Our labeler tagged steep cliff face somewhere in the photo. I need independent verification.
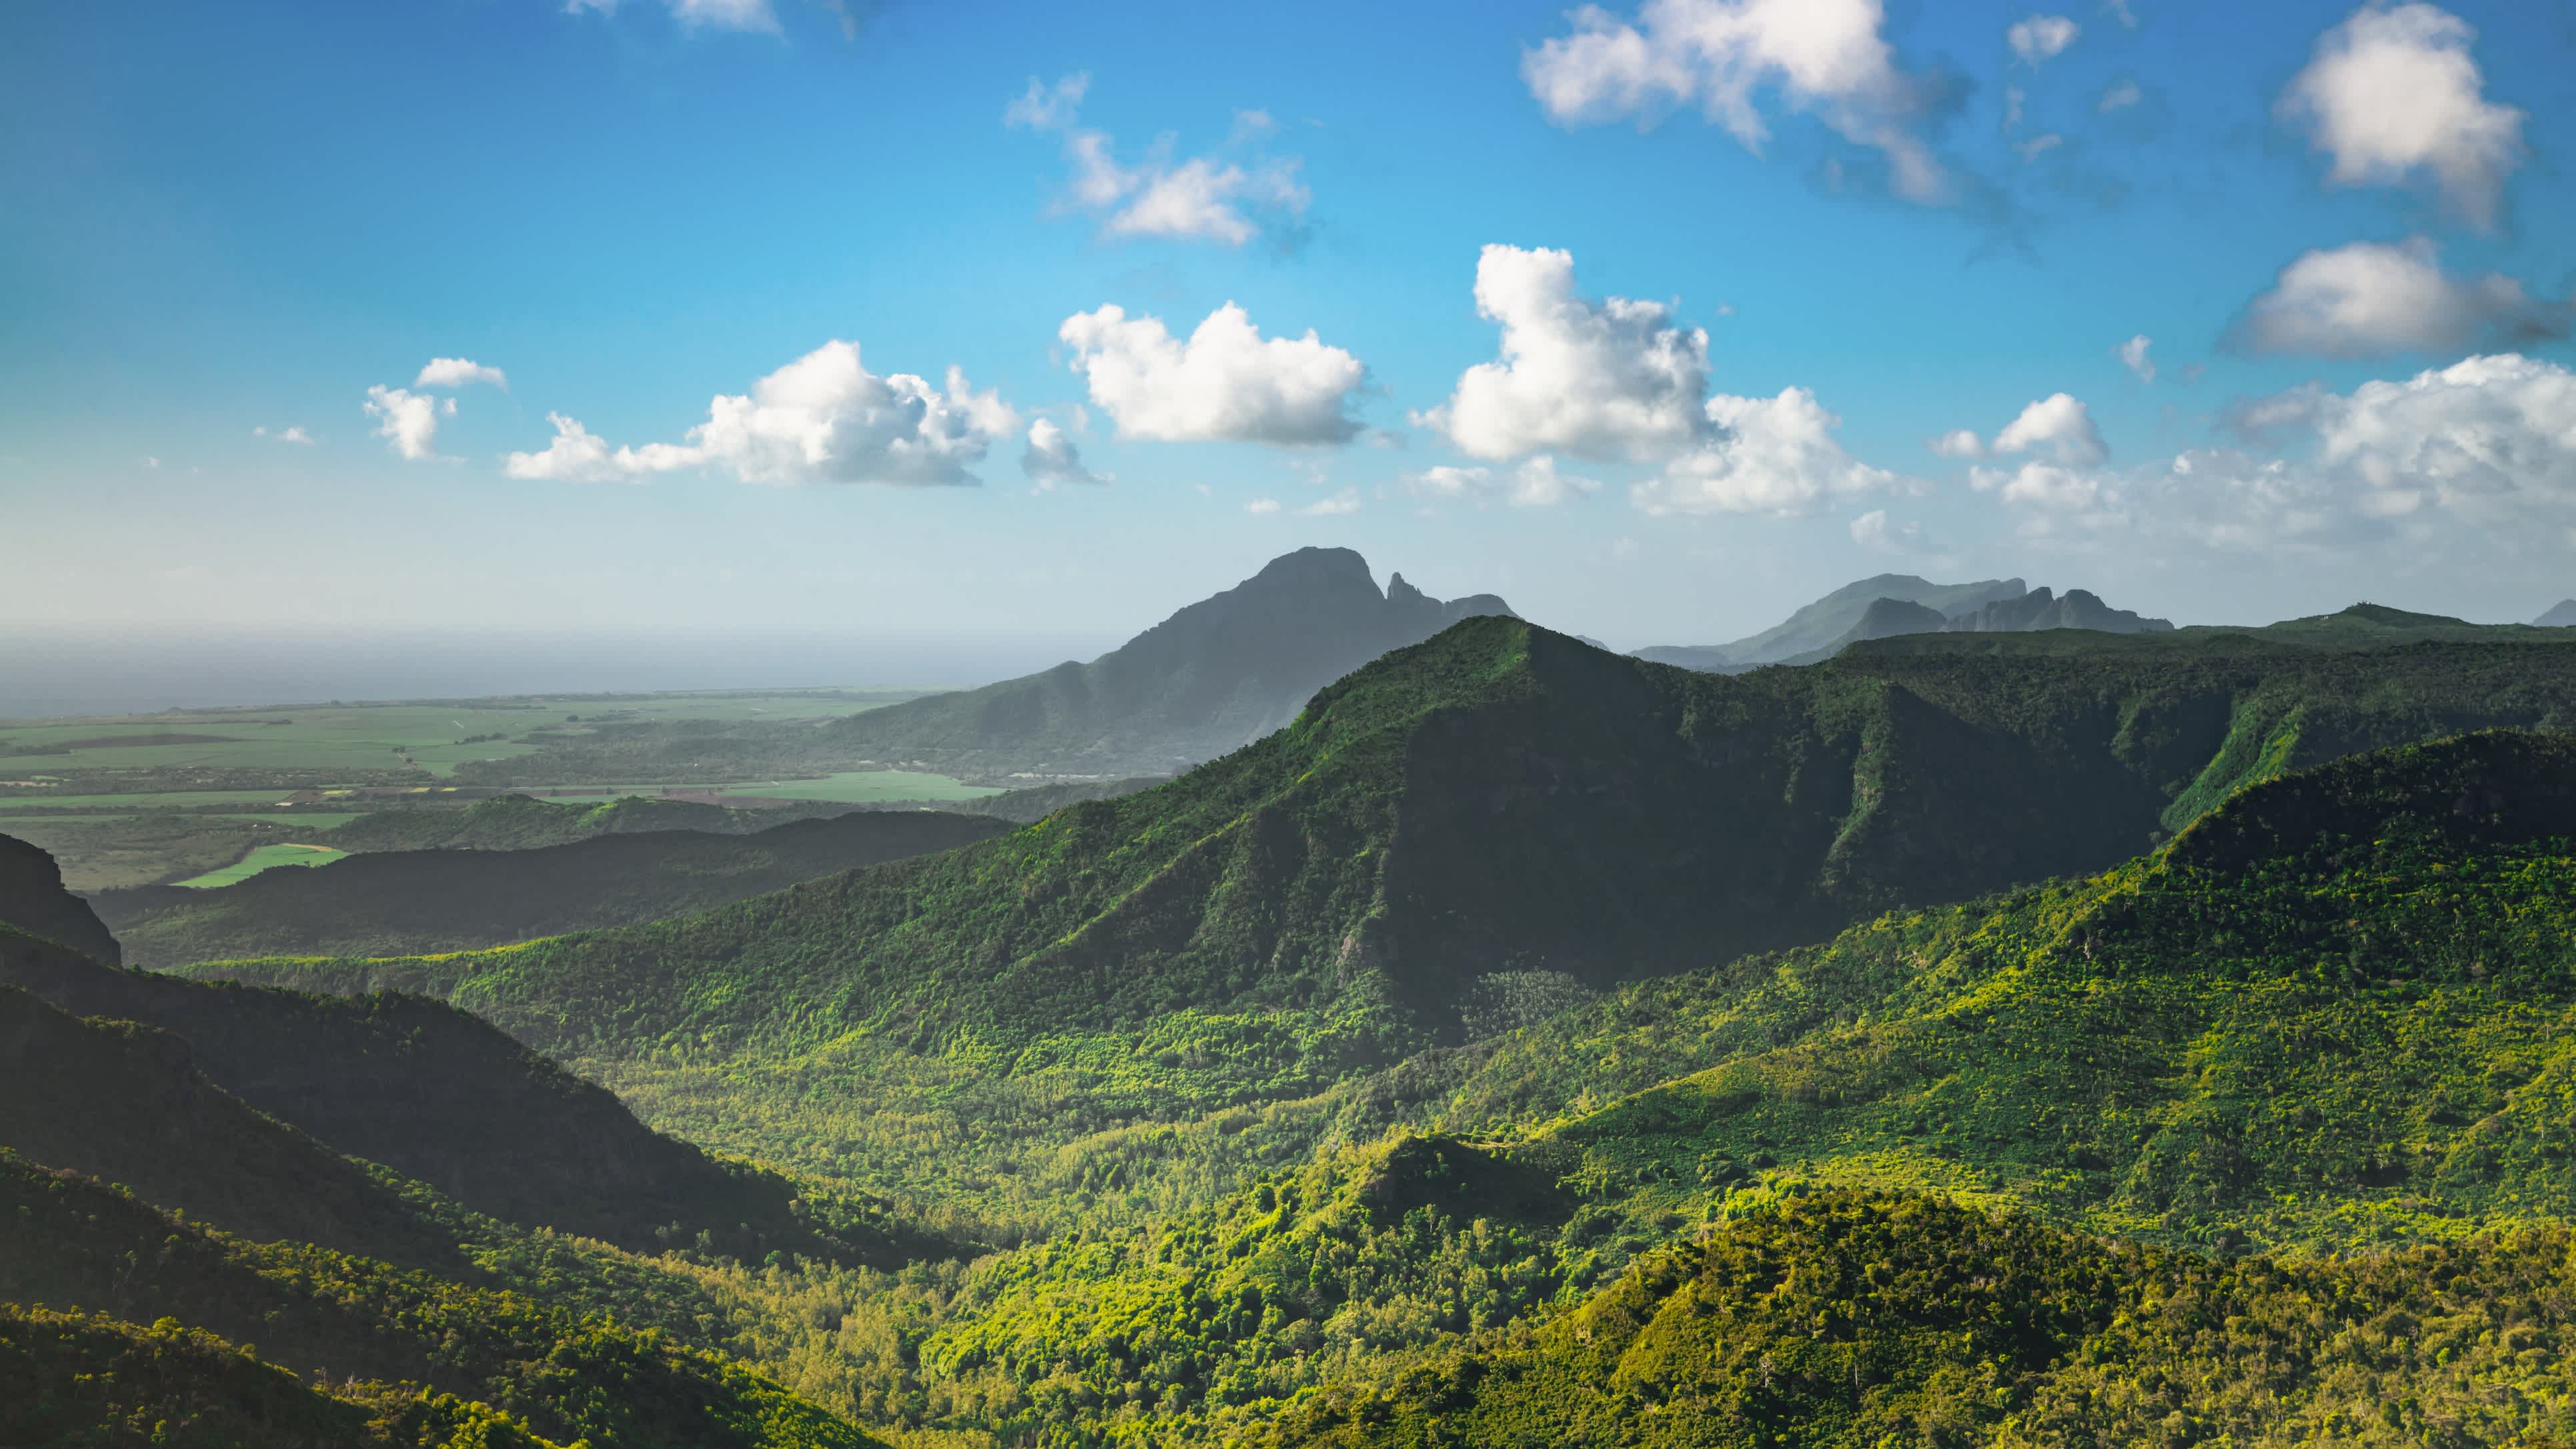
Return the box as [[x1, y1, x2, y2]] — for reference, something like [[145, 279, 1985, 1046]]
[[0, 833, 119, 964]]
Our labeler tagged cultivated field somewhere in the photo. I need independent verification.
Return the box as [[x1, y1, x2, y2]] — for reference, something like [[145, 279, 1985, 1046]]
[[0, 686, 992, 888]]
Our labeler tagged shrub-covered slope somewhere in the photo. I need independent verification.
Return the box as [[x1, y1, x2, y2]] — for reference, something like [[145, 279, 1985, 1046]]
[[0, 927, 921, 1266], [0, 1306, 562, 1449], [0, 985, 472, 1272], [1265, 1189, 2576, 1449], [0, 829, 119, 962], [0, 1156, 879, 1449], [798, 731, 2576, 1443], [1423, 729, 2576, 1250], [93, 809, 1009, 967], [205, 620, 2576, 1080]]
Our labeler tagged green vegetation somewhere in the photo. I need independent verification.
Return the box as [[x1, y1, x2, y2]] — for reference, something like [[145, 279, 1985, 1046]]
[[174, 841, 348, 888], [0, 929, 930, 1268], [1, 1157, 881, 1449], [0, 688, 957, 886], [1267, 1189, 2576, 1448], [201, 620, 2576, 1107], [95, 811, 1011, 967], [317, 793, 866, 851], [29, 620, 2576, 1447], [0, 830, 121, 960], [0, 1305, 562, 1449]]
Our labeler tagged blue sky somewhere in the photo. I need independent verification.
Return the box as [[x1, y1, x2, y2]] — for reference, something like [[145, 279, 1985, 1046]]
[[5, 0, 2575, 666]]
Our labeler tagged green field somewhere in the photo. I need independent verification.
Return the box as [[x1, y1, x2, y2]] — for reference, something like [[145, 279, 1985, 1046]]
[[533, 771, 999, 805], [0, 688, 936, 781], [0, 687, 981, 887], [173, 842, 348, 888], [0, 789, 326, 811]]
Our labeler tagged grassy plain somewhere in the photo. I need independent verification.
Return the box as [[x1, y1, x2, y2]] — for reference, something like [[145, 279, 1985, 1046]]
[[0, 688, 979, 885], [176, 841, 350, 888]]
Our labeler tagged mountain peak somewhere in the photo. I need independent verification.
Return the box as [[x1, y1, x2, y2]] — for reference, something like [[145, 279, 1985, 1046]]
[[827, 550, 1515, 778], [2332, 601, 2473, 628], [1249, 545, 1377, 591]]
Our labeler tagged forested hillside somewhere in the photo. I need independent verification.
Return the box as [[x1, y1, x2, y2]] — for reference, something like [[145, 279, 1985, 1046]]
[[0, 829, 119, 962], [0, 925, 926, 1266], [22, 626, 2576, 1447], [654, 729, 2576, 1444], [92, 809, 1009, 966], [205, 621, 2576, 1077]]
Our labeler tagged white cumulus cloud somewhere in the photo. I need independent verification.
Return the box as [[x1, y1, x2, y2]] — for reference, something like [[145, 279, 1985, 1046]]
[[1633, 387, 1901, 515], [1850, 508, 1938, 555], [1417, 244, 1712, 462], [253, 425, 315, 444], [504, 413, 632, 483], [508, 342, 1015, 486], [1993, 392, 2108, 464], [1296, 488, 1361, 517], [1007, 73, 1307, 247], [2007, 14, 2080, 65], [2117, 334, 2156, 383], [1926, 428, 1986, 460], [1522, 0, 1952, 205], [364, 386, 454, 461], [2237, 237, 2571, 359], [1245, 497, 1282, 514], [2098, 78, 2142, 112], [2277, 2, 2525, 231], [1969, 354, 2576, 551], [568, 0, 780, 33], [2305, 353, 2576, 520], [1021, 418, 1105, 488], [414, 358, 508, 391], [1405, 456, 1602, 509], [1059, 302, 1366, 446]]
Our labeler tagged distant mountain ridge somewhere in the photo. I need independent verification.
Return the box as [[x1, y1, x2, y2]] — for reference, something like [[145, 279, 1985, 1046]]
[[1633, 573, 2026, 671], [816, 547, 1514, 780], [2537, 599, 2576, 628], [1636, 575, 2176, 673], [209, 620, 2576, 1084]]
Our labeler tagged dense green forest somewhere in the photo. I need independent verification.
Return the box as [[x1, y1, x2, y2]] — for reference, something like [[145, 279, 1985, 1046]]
[[18, 620, 2576, 1445], [191, 622, 2576, 1210]]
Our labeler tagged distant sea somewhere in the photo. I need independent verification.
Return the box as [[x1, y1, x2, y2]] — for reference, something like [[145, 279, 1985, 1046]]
[[0, 631, 1119, 719]]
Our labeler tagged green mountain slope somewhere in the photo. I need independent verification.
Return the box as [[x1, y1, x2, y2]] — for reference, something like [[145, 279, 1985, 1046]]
[[208, 622, 2576, 1067], [0, 929, 921, 1266], [1, 984, 469, 1271], [181, 622, 2576, 1253], [1264, 1189, 2576, 1449], [1, 1306, 561, 1449], [0, 829, 119, 962], [788, 729, 2576, 1444], [811, 547, 1515, 781], [1852, 600, 2576, 664], [93, 810, 1009, 967], [1, 1155, 878, 1449]]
